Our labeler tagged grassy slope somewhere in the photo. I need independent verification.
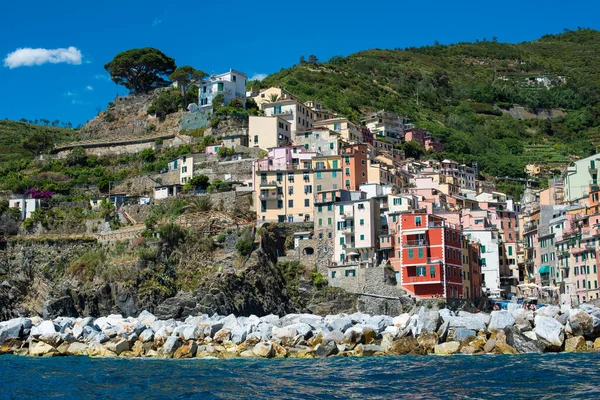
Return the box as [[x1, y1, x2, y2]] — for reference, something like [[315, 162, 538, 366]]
[[0, 120, 75, 166], [260, 29, 600, 180]]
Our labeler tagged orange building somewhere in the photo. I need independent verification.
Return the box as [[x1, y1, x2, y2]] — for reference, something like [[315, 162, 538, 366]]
[[387, 212, 463, 299], [341, 143, 368, 191]]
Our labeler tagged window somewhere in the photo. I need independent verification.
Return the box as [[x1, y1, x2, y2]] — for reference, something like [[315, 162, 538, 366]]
[[332, 171, 337, 178], [393, 198, 402, 205], [416, 266, 426, 276], [328, 232, 332, 238], [360, 234, 364, 240], [415, 216, 422, 226], [318, 219, 322, 226], [360, 219, 364, 226], [330, 143, 334, 150], [345, 168, 350, 176], [254, 135, 258, 144], [304, 185, 312, 194], [289, 187, 294, 195], [182, 166, 187, 173], [408, 249, 414, 258], [430, 265, 436, 277], [277, 200, 283, 209], [288, 199, 294, 207], [217, 82, 224, 92], [340, 237, 345, 245], [418, 248, 424, 258], [331, 271, 336, 278], [232, 75, 236, 82], [316, 172, 322, 179], [317, 185, 322, 192], [304, 199, 310, 207], [345, 269, 356, 277], [328, 217, 332, 225]]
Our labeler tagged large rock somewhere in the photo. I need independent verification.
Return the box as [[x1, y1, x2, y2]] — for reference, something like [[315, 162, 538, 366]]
[[414, 308, 440, 335], [205, 322, 224, 338], [594, 338, 600, 349], [212, 328, 231, 343], [488, 311, 516, 331], [253, 342, 275, 358], [180, 325, 202, 341], [388, 337, 418, 355], [315, 340, 338, 357], [39, 333, 64, 348], [272, 326, 297, 346], [568, 309, 594, 336], [565, 336, 586, 353], [31, 321, 58, 338], [393, 314, 411, 330], [536, 305, 560, 318], [136, 310, 156, 327], [139, 329, 154, 343], [417, 333, 439, 354], [73, 317, 94, 339], [355, 344, 383, 356], [323, 330, 344, 344], [173, 341, 198, 359], [288, 323, 313, 339], [504, 326, 545, 354], [447, 313, 486, 331], [494, 342, 519, 355], [327, 317, 353, 332], [105, 339, 130, 355], [434, 341, 460, 355], [158, 336, 182, 358], [343, 327, 364, 347], [66, 342, 89, 356], [534, 315, 564, 349], [0, 318, 29, 341], [449, 328, 476, 343], [29, 341, 58, 357]]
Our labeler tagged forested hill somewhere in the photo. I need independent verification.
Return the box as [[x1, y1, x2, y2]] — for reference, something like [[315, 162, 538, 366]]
[[259, 29, 600, 180]]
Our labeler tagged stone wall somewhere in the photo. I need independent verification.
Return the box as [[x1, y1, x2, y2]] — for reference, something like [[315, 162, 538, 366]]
[[195, 159, 254, 183], [54, 135, 191, 159], [329, 264, 406, 297], [180, 109, 212, 131]]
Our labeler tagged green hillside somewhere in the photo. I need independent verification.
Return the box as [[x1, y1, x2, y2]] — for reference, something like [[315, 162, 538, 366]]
[[259, 29, 600, 178], [0, 120, 75, 166]]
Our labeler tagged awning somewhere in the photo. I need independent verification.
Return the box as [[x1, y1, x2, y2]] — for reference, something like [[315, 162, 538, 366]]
[[538, 265, 550, 274], [346, 252, 359, 256], [402, 229, 426, 235]]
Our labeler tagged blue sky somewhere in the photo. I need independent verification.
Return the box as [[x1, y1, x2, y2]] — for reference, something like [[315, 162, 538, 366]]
[[1, 0, 598, 126]]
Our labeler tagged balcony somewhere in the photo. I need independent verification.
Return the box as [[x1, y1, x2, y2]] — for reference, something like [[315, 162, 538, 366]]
[[428, 222, 444, 228], [341, 243, 356, 250], [259, 180, 278, 187], [340, 212, 353, 219], [259, 192, 279, 200], [404, 276, 442, 284], [380, 241, 393, 250], [342, 227, 355, 235], [589, 166, 598, 174], [403, 239, 428, 247]]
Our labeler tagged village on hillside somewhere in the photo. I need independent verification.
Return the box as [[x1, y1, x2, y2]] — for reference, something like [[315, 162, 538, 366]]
[[7, 68, 600, 308]]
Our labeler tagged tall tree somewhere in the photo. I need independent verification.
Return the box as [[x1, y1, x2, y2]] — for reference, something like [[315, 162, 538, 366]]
[[104, 48, 177, 94], [169, 66, 207, 109]]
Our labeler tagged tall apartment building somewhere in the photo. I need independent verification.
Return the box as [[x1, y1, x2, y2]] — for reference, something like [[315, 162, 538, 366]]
[[293, 128, 341, 156], [386, 212, 464, 299], [361, 110, 408, 144], [331, 197, 381, 268], [248, 115, 291, 150]]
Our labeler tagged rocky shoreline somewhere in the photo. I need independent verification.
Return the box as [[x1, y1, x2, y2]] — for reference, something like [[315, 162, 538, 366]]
[[1, 304, 600, 359]]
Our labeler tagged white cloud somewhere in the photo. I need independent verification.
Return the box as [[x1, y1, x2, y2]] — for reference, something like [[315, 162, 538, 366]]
[[86, 85, 93, 91], [65, 91, 77, 97], [152, 18, 162, 27], [94, 74, 110, 81], [4, 46, 83, 69], [249, 73, 267, 81]]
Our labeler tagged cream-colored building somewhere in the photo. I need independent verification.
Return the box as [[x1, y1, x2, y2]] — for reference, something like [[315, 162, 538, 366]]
[[252, 87, 294, 108], [293, 128, 341, 156], [314, 117, 362, 143], [249, 115, 291, 150], [262, 98, 315, 134]]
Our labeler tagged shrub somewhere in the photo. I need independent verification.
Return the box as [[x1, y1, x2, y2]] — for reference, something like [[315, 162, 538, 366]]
[[147, 89, 180, 121], [310, 267, 327, 288], [437, 299, 447, 309], [68, 250, 106, 281], [285, 235, 295, 250], [236, 228, 255, 257]]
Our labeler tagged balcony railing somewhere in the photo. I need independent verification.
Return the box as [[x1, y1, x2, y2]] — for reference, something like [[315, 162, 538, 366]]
[[259, 180, 278, 187], [403, 240, 428, 247], [259, 193, 279, 200], [342, 227, 355, 235]]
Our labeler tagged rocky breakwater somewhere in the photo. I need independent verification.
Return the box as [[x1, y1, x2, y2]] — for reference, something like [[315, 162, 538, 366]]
[[2, 304, 600, 359]]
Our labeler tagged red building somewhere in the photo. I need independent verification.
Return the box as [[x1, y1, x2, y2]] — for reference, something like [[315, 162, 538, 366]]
[[387, 211, 463, 299], [361, 128, 374, 145]]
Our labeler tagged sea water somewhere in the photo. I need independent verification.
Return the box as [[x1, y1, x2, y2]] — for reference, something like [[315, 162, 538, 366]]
[[1, 353, 599, 399]]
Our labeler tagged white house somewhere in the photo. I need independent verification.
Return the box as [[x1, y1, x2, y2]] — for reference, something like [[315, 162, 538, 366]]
[[9, 198, 40, 220], [199, 69, 247, 108], [332, 198, 380, 267], [464, 229, 501, 297]]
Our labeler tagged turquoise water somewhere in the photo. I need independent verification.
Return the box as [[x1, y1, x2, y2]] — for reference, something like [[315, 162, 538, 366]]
[[1, 353, 599, 399]]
